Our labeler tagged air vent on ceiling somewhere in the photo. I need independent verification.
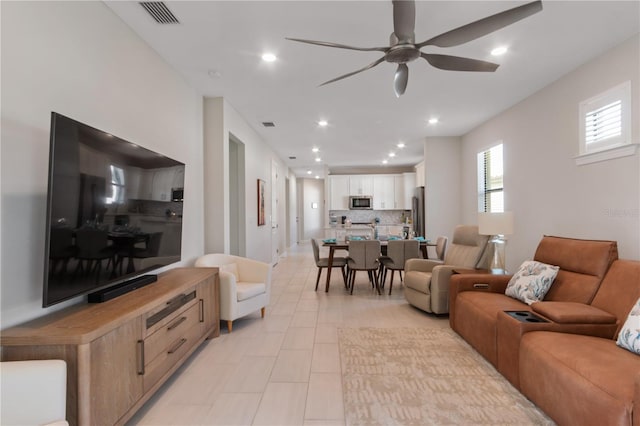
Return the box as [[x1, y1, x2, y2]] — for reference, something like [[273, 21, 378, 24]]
[[139, 2, 180, 24], [288, 156, 297, 160], [262, 122, 275, 127]]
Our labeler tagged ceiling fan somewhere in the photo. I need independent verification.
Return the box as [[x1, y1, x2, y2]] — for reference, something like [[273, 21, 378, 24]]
[[287, 0, 543, 97]]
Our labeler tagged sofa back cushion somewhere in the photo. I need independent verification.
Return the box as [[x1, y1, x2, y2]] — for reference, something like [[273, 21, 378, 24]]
[[533, 236, 617, 303], [591, 259, 640, 338]]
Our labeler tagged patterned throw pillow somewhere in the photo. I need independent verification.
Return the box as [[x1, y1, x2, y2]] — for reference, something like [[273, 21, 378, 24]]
[[505, 260, 560, 305], [617, 297, 640, 355]]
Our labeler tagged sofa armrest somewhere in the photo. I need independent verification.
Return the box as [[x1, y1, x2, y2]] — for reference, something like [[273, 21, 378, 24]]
[[217, 271, 238, 320], [531, 301, 617, 324], [405, 258, 442, 273], [449, 274, 512, 327]]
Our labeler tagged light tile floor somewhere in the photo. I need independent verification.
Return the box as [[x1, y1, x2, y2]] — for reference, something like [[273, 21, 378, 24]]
[[127, 242, 448, 426]]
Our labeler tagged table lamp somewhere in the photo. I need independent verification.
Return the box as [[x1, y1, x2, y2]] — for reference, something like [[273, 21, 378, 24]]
[[478, 211, 514, 274]]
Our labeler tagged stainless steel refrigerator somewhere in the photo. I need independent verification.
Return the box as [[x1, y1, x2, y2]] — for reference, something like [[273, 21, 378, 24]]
[[412, 186, 425, 238]]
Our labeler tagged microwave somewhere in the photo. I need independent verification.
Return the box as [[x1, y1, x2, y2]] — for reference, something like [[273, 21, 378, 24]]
[[349, 196, 373, 210], [171, 188, 184, 202]]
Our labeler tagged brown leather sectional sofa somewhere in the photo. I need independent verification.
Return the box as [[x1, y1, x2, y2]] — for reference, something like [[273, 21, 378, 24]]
[[449, 235, 640, 426]]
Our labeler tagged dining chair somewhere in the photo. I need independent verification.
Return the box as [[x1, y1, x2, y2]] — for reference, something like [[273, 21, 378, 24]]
[[311, 239, 348, 291], [380, 239, 420, 295], [346, 240, 381, 295], [73, 228, 116, 277]]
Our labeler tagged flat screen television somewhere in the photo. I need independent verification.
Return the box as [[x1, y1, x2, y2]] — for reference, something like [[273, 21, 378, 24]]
[[43, 112, 185, 307]]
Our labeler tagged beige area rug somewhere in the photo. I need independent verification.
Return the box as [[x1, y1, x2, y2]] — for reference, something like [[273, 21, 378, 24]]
[[338, 327, 554, 426]]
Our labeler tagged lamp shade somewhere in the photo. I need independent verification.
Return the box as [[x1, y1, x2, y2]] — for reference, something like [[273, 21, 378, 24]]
[[478, 212, 514, 236]]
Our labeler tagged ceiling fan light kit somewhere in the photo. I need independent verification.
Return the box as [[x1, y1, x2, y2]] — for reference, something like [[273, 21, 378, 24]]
[[287, 0, 543, 96]]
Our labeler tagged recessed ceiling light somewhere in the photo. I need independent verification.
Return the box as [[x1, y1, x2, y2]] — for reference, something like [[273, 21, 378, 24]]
[[312, 147, 319, 153], [397, 142, 405, 148], [491, 46, 508, 56], [315, 157, 321, 162], [307, 170, 312, 174], [315, 175, 320, 179], [428, 117, 439, 125], [382, 159, 388, 164], [388, 152, 396, 158], [261, 52, 277, 62], [318, 120, 328, 127]]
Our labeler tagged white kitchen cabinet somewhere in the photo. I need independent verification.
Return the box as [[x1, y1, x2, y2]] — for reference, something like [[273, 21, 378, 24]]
[[328, 175, 350, 210], [373, 175, 395, 210], [137, 166, 184, 201], [349, 175, 373, 196], [402, 172, 416, 210], [394, 175, 404, 209]]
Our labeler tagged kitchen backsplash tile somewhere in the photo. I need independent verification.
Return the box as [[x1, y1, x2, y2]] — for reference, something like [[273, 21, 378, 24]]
[[330, 209, 410, 225]]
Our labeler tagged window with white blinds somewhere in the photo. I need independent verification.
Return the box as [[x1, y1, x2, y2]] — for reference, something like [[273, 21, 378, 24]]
[[477, 143, 504, 213], [579, 81, 631, 156]]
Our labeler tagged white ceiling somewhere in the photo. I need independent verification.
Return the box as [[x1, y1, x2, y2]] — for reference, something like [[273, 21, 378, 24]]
[[106, 1, 640, 177]]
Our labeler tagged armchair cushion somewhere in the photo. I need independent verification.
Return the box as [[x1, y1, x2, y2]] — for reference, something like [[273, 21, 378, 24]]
[[505, 260, 560, 305], [617, 297, 640, 355], [237, 282, 267, 302]]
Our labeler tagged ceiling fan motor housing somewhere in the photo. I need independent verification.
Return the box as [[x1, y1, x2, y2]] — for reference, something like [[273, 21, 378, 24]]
[[385, 44, 420, 63]]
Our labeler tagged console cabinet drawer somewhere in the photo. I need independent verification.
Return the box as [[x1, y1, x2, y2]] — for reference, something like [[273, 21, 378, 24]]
[[144, 301, 201, 369]]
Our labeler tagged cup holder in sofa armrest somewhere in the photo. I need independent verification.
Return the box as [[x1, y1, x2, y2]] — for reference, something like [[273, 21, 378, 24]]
[[504, 311, 550, 323]]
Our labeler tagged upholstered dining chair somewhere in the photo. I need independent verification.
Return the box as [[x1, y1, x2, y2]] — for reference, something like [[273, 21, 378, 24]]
[[311, 239, 348, 291], [379, 239, 420, 295], [195, 253, 272, 333], [346, 240, 382, 295], [404, 225, 489, 314]]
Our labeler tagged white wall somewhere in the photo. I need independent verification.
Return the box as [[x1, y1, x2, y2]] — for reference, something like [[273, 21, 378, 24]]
[[203, 98, 293, 263], [461, 35, 640, 270], [0, 2, 204, 328], [424, 137, 462, 242]]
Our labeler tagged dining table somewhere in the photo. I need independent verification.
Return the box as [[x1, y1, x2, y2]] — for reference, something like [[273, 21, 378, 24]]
[[321, 239, 436, 292]]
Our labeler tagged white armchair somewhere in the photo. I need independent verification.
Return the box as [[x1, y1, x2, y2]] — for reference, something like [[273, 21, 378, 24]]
[[0, 359, 68, 426], [195, 254, 272, 333]]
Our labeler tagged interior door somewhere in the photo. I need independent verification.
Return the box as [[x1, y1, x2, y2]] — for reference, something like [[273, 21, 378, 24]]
[[271, 160, 279, 265]]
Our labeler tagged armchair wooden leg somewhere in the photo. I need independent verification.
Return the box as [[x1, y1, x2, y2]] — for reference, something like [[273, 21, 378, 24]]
[[261, 307, 266, 318], [227, 320, 233, 333]]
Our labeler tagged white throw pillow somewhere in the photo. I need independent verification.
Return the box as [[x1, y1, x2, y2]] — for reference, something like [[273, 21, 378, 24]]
[[616, 297, 640, 355], [218, 263, 239, 281], [505, 260, 560, 305]]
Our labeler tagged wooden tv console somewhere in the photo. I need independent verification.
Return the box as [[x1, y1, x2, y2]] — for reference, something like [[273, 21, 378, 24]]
[[0, 267, 220, 426]]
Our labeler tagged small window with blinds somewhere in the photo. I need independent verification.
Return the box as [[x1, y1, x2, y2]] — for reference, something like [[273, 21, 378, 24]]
[[579, 81, 631, 158], [477, 143, 504, 213]]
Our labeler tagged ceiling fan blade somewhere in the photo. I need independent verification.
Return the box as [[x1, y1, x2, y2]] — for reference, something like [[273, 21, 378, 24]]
[[392, 0, 416, 43], [319, 56, 387, 87], [286, 38, 387, 52], [394, 63, 409, 97], [416, 0, 543, 48], [421, 53, 499, 72]]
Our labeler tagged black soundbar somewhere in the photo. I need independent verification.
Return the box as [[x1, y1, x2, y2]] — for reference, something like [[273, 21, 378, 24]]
[[88, 274, 158, 303]]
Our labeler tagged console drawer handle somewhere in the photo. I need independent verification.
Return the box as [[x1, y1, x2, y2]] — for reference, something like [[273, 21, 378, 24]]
[[473, 283, 490, 289], [137, 340, 145, 375], [167, 316, 187, 331], [168, 338, 187, 354]]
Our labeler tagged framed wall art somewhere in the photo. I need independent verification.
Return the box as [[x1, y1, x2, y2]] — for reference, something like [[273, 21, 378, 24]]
[[257, 179, 266, 226]]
